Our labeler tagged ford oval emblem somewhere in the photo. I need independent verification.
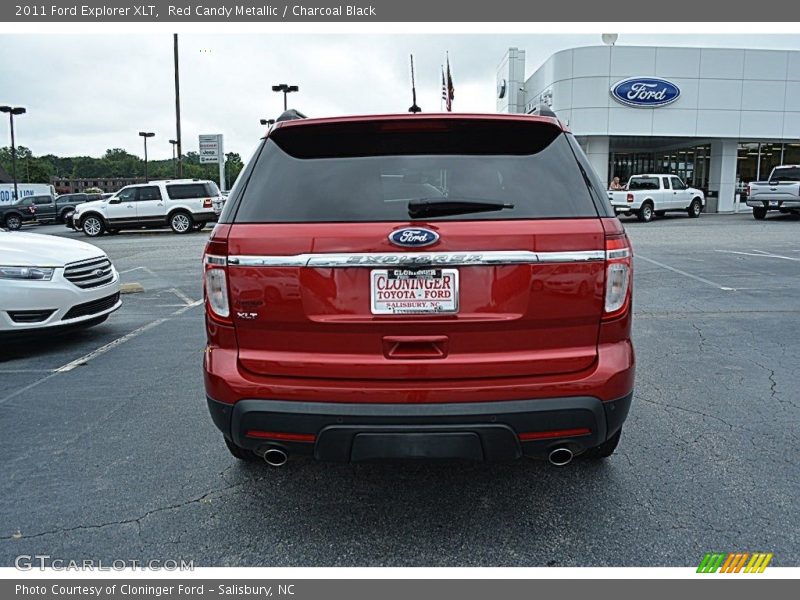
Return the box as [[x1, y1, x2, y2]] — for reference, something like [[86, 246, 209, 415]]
[[610, 77, 680, 108], [388, 227, 439, 248]]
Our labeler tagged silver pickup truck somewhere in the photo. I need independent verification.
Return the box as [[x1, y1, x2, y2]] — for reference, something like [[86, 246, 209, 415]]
[[745, 165, 800, 220]]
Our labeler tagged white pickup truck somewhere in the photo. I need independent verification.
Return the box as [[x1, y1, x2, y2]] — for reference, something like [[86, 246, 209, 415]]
[[608, 174, 705, 223], [745, 165, 800, 220]]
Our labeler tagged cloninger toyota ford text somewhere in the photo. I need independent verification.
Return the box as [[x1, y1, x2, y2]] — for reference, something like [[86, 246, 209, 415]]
[[203, 111, 635, 467]]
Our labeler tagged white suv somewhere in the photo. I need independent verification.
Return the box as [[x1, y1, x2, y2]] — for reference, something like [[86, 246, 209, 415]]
[[69, 179, 221, 237]]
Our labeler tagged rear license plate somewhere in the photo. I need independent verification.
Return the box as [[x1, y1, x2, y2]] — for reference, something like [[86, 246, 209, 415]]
[[370, 268, 459, 315], [769, 201, 779, 207]]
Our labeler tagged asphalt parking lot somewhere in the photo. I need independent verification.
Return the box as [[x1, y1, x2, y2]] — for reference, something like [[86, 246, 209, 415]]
[[1, 213, 798, 567]]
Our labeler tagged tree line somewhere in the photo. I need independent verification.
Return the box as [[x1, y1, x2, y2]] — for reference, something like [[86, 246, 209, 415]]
[[0, 146, 245, 190]]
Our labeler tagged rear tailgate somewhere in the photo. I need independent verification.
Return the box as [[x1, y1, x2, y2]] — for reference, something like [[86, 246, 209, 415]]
[[221, 115, 610, 383], [228, 219, 605, 381]]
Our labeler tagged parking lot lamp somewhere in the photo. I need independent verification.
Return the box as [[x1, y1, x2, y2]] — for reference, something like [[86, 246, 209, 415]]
[[169, 139, 178, 177], [271, 84, 299, 111], [138, 131, 155, 182], [0, 105, 27, 202]]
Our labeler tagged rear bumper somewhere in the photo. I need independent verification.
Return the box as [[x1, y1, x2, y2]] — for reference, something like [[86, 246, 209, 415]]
[[746, 199, 800, 209], [207, 393, 633, 461]]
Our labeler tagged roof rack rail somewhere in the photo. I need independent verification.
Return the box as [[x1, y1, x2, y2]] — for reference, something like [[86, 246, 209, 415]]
[[528, 103, 558, 118], [276, 109, 307, 122]]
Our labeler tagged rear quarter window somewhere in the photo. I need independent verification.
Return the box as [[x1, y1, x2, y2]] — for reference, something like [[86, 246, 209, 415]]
[[231, 119, 601, 223], [166, 183, 218, 200]]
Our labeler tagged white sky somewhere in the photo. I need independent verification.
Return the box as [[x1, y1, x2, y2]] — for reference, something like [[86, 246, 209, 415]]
[[1, 33, 800, 160]]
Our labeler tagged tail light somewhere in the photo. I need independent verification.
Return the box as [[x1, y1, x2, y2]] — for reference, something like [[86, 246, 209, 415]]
[[203, 197, 213, 209], [204, 238, 231, 323], [746, 185, 751, 196], [603, 234, 632, 319], [626, 193, 634, 203]]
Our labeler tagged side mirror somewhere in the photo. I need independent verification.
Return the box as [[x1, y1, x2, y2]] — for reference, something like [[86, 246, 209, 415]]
[[108, 197, 121, 204]]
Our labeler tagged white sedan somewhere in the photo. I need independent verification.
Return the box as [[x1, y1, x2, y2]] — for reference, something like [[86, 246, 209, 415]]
[[0, 230, 121, 336]]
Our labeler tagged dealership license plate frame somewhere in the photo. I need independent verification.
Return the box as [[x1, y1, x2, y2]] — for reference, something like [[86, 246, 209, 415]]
[[370, 268, 459, 315]]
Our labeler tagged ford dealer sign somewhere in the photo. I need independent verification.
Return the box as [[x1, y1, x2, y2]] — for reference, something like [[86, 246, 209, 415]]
[[610, 77, 681, 108]]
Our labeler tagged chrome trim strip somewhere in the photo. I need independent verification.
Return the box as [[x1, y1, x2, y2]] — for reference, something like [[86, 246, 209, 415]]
[[205, 254, 228, 266], [227, 250, 605, 268]]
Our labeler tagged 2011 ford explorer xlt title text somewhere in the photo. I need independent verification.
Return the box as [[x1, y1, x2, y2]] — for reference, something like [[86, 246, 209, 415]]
[[203, 111, 635, 467]]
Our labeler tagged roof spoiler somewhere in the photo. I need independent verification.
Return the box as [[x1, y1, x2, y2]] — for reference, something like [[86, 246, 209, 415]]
[[276, 109, 307, 122], [528, 103, 558, 118]]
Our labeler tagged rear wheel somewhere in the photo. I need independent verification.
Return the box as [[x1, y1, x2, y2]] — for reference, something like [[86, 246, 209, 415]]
[[169, 211, 193, 234], [687, 198, 702, 218], [753, 206, 767, 220], [4, 214, 22, 231], [582, 429, 622, 459], [637, 202, 654, 223], [81, 215, 105, 237], [224, 437, 259, 462]]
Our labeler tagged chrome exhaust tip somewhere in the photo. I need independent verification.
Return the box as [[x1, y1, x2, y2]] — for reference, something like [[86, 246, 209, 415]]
[[548, 447, 574, 467], [262, 447, 288, 467]]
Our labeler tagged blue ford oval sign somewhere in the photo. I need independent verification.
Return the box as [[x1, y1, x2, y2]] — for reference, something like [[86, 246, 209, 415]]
[[610, 77, 680, 108], [388, 228, 439, 248]]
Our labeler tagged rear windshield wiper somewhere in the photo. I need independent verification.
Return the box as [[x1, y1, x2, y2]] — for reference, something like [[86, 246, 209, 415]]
[[407, 197, 514, 219]]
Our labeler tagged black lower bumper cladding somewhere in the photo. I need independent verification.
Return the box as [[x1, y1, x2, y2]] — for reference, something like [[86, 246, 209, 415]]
[[207, 393, 633, 462]]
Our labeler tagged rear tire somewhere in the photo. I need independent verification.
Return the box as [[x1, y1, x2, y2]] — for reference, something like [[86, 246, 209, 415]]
[[4, 214, 22, 231], [169, 210, 193, 234], [81, 215, 105, 237], [687, 198, 702, 218], [637, 202, 654, 223], [582, 429, 622, 459], [753, 206, 767, 220], [224, 437, 259, 462]]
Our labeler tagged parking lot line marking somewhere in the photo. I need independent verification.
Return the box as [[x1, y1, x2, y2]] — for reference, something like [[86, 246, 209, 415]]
[[636, 255, 735, 291], [0, 300, 203, 407], [169, 287, 196, 306], [119, 266, 158, 275], [715, 249, 800, 262], [747, 249, 800, 262]]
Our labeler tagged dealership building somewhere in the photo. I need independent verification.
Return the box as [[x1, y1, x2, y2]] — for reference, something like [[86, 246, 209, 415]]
[[496, 45, 800, 212]]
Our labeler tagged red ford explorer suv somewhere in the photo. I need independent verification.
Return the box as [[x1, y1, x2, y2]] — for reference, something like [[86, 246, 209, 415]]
[[203, 110, 634, 467]]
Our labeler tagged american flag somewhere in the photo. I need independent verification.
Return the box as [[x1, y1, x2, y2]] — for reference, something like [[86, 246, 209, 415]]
[[441, 54, 454, 111]]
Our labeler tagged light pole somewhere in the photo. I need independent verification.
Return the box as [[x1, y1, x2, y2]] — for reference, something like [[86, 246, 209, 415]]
[[271, 84, 299, 111], [173, 33, 183, 177], [169, 139, 178, 177], [138, 131, 155, 182], [0, 105, 27, 202]]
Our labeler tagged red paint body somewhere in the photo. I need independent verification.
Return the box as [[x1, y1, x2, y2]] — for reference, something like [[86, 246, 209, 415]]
[[205, 218, 633, 404]]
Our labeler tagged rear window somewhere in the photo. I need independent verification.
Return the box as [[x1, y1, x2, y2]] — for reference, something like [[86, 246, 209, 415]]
[[628, 177, 659, 191], [166, 182, 219, 200], [771, 167, 800, 182], [232, 119, 599, 223]]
